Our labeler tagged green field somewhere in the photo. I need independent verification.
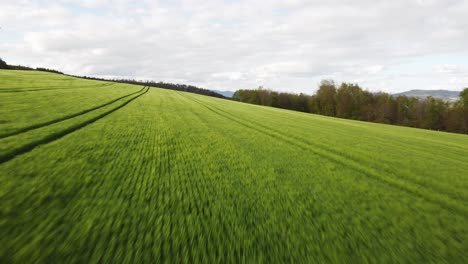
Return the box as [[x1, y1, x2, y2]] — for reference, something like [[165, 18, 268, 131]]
[[1, 70, 468, 263]]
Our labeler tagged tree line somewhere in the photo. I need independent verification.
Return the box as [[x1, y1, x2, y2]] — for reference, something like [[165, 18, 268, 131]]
[[233, 80, 468, 134], [0, 58, 64, 73], [74, 75, 226, 99]]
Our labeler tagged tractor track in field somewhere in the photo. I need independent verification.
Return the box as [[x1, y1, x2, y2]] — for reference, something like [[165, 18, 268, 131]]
[[0, 87, 146, 139], [0, 87, 149, 164], [0, 83, 115, 93], [208, 101, 468, 203], [254, 109, 468, 165], [182, 93, 468, 217]]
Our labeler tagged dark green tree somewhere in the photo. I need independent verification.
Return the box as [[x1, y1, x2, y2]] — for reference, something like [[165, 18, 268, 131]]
[[0, 58, 8, 69], [460, 88, 468, 132], [316, 80, 337, 116]]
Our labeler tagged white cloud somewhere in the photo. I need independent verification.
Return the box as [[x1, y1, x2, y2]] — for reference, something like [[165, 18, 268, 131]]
[[433, 64, 464, 74], [211, 72, 245, 81], [0, 0, 467, 93]]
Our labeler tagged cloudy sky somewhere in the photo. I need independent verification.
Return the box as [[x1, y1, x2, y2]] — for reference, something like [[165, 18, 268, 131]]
[[1, 0, 468, 93]]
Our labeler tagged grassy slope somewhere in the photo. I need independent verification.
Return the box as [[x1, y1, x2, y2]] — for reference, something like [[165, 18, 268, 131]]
[[1, 70, 467, 263]]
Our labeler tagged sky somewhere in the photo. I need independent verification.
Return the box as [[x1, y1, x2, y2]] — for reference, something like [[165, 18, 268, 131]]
[[1, 0, 468, 94]]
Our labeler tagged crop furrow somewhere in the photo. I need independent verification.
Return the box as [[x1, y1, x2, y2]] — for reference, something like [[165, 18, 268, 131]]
[[151, 112, 167, 261], [142, 109, 159, 263], [167, 134, 176, 262]]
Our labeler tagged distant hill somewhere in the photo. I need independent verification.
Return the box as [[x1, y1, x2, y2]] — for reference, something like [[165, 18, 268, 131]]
[[393, 89, 460, 101], [212, 90, 235, 98]]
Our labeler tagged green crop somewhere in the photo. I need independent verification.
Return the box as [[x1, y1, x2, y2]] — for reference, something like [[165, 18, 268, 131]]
[[1, 70, 467, 263]]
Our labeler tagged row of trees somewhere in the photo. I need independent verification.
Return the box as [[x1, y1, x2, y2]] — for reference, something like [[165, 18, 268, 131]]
[[75, 76, 226, 99], [233, 80, 468, 134], [0, 58, 64, 73]]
